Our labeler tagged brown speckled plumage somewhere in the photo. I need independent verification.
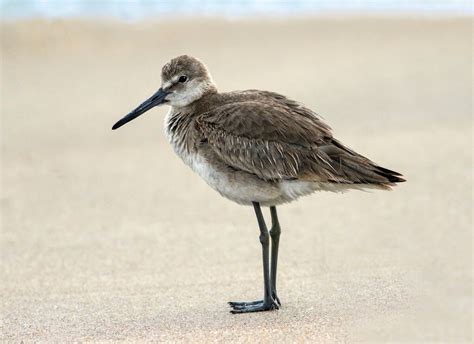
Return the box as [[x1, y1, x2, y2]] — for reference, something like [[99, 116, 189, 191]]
[[172, 87, 404, 188]]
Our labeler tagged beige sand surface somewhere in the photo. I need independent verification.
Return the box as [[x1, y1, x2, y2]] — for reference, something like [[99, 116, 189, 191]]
[[1, 17, 472, 342]]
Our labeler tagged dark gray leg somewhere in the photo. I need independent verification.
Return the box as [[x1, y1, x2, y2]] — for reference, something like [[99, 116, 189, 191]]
[[269, 206, 281, 306], [229, 202, 279, 313]]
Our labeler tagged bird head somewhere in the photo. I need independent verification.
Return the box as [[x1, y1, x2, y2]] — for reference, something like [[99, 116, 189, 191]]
[[112, 55, 216, 130]]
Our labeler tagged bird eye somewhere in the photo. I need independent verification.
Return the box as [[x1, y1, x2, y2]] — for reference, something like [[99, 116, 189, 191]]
[[178, 75, 188, 83]]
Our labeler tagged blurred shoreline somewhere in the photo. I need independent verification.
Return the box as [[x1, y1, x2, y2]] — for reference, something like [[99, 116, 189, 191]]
[[1, 0, 472, 21], [2, 12, 473, 24]]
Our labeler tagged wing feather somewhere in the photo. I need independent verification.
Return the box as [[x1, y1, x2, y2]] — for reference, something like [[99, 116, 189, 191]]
[[196, 92, 405, 186], [196, 99, 343, 181]]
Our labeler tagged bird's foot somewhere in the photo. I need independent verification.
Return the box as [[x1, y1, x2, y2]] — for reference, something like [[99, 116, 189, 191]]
[[228, 296, 280, 314]]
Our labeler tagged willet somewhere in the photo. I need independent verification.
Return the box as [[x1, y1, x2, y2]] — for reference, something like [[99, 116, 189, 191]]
[[112, 55, 405, 313]]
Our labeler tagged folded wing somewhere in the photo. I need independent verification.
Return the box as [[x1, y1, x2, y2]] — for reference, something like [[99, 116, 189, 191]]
[[196, 94, 405, 187]]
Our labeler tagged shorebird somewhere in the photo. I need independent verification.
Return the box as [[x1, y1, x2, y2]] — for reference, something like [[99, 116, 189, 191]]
[[112, 55, 405, 313]]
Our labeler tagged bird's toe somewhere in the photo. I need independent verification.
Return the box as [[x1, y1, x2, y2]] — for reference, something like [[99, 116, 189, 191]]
[[229, 298, 279, 313], [228, 300, 263, 308]]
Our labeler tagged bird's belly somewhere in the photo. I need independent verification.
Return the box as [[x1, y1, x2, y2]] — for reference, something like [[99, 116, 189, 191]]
[[168, 139, 344, 206], [185, 153, 282, 205]]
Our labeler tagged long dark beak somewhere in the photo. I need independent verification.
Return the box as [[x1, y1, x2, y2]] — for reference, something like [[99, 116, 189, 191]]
[[112, 88, 169, 130]]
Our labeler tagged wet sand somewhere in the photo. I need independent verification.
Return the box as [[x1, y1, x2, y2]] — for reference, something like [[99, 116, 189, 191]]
[[1, 17, 472, 342]]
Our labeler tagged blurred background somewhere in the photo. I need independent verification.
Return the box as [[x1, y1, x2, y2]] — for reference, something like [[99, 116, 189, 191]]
[[1, 0, 472, 19], [1, 1, 472, 342]]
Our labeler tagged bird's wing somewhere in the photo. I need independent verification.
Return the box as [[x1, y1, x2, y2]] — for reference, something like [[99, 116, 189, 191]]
[[196, 94, 404, 185], [196, 98, 349, 182]]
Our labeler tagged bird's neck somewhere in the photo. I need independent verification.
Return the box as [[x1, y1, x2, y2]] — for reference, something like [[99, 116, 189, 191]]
[[168, 81, 217, 110], [171, 86, 219, 114]]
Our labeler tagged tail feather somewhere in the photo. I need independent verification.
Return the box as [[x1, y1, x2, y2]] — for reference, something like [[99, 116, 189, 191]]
[[374, 166, 406, 183], [320, 139, 406, 187]]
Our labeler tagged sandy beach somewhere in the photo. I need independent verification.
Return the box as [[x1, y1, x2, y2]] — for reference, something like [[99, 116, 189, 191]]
[[1, 17, 472, 342]]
